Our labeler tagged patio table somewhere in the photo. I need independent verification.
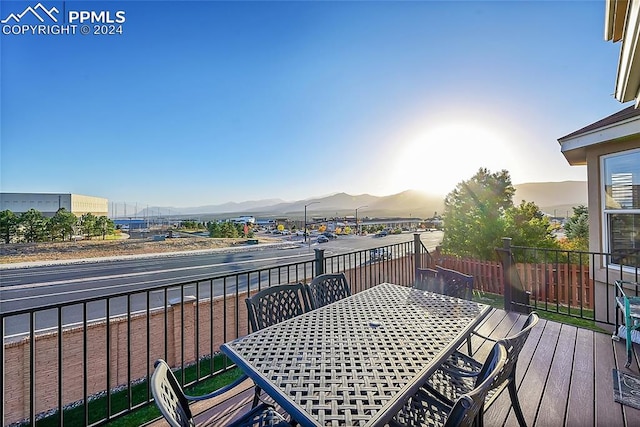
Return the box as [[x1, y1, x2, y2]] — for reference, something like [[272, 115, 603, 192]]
[[220, 282, 491, 427]]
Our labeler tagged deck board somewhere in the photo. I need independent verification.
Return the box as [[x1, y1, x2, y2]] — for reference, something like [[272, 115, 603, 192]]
[[594, 331, 624, 426], [565, 327, 595, 427], [508, 320, 560, 426], [536, 324, 576, 427], [146, 309, 640, 427]]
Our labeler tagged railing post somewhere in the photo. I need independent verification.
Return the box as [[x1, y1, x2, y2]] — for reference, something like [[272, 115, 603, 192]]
[[314, 248, 325, 276], [414, 233, 422, 277], [501, 238, 513, 312]]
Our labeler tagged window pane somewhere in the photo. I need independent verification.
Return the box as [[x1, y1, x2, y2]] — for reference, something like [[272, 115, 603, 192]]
[[609, 213, 640, 267], [604, 150, 640, 209]]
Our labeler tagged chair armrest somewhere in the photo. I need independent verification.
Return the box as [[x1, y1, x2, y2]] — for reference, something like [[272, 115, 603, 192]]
[[439, 362, 482, 378], [184, 373, 250, 401]]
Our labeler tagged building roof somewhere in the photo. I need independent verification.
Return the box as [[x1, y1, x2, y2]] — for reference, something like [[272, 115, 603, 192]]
[[558, 105, 640, 165], [558, 105, 640, 141], [605, 0, 640, 105]]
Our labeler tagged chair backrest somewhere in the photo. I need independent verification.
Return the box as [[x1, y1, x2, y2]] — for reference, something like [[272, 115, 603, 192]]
[[150, 359, 194, 427], [492, 312, 539, 385], [436, 266, 474, 300], [445, 343, 508, 427], [414, 268, 443, 294], [307, 273, 351, 309], [246, 283, 312, 332]]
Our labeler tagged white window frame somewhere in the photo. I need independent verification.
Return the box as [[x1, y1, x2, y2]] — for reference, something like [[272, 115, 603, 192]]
[[601, 148, 640, 270]]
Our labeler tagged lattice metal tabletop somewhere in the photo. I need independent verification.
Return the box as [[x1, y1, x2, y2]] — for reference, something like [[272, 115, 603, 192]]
[[221, 283, 490, 427]]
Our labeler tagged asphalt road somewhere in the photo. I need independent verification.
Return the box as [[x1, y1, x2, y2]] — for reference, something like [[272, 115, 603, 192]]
[[1, 231, 443, 336]]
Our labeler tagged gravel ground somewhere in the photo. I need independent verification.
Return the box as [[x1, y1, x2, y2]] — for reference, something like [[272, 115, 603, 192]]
[[0, 235, 281, 264]]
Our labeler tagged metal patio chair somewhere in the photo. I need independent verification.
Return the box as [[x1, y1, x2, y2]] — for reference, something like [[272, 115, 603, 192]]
[[613, 280, 640, 367], [306, 273, 351, 309], [150, 359, 290, 427], [245, 283, 312, 332], [390, 342, 508, 427], [245, 283, 312, 411], [424, 312, 539, 427], [436, 266, 474, 300], [414, 268, 443, 294]]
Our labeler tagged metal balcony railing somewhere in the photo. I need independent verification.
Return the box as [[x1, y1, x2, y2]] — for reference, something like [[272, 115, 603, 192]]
[[1, 239, 417, 426]]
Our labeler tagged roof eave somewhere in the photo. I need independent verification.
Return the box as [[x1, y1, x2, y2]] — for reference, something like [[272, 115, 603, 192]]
[[559, 115, 640, 164]]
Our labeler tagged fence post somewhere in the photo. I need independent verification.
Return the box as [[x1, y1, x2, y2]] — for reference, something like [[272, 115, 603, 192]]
[[501, 238, 514, 312], [314, 248, 325, 276], [414, 233, 422, 277], [497, 237, 531, 314]]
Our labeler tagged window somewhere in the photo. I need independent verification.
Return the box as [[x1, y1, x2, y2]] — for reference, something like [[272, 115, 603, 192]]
[[603, 149, 640, 268]]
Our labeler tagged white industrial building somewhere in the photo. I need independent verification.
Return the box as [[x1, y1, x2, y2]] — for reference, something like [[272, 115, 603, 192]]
[[0, 193, 108, 217]]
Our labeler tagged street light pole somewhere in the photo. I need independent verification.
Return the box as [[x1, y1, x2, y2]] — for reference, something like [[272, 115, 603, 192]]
[[355, 205, 368, 236], [304, 201, 320, 244]]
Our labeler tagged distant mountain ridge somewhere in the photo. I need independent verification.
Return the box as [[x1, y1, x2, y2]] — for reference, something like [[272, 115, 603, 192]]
[[513, 181, 587, 216], [134, 181, 587, 220]]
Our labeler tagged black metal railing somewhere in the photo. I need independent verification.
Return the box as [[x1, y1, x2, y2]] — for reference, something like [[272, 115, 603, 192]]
[[1, 239, 419, 426], [502, 239, 640, 326], [16, 233, 633, 426]]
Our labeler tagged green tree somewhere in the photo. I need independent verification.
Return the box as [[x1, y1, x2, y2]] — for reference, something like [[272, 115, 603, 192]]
[[96, 216, 115, 240], [48, 208, 78, 241], [564, 205, 589, 250], [441, 168, 515, 260], [19, 209, 48, 242], [208, 221, 222, 237], [0, 210, 18, 243], [222, 222, 239, 238], [504, 201, 558, 250], [79, 213, 97, 239]]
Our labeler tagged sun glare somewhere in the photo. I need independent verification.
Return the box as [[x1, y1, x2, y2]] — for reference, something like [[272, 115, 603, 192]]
[[390, 122, 513, 196]]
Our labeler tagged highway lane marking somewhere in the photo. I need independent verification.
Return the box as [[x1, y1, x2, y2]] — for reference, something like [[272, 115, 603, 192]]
[[1, 269, 256, 304], [0, 252, 313, 292]]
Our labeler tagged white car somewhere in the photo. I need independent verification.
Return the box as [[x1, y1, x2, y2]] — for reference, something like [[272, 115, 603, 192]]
[[370, 248, 392, 261]]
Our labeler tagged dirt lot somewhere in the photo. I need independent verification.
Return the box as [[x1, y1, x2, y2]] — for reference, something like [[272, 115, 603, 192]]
[[0, 235, 279, 264]]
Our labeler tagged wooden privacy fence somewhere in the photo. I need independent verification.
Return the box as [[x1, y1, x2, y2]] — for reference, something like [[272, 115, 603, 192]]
[[435, 255, 594, 310]]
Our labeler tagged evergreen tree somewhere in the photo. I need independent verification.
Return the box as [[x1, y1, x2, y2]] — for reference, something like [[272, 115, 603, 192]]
[[564, 205, 589, 250], [0, 210, 18, 243], [48, 208, 78, 241], [19, 209, 48, 242]]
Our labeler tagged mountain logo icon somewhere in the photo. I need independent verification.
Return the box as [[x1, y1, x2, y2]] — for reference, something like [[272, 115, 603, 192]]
[[1, 3, 59, 24]]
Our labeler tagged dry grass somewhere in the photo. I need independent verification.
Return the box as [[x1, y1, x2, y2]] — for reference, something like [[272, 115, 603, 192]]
[[0, 235, 279, 264]]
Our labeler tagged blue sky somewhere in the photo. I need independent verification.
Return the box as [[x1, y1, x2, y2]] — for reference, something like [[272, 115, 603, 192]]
[[0, 0, 626, 208]]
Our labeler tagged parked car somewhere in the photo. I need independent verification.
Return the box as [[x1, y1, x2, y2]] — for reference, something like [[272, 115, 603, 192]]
[[317, 235, 329, 243], [370, 248, 392, 261]]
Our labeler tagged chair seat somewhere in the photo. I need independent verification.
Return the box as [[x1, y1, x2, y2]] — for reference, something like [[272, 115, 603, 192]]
[[225, 403, 290, 427], [151, 359, 292, 427], [424, 351, 505, 408], [390, 343, 509, 427], [388, 389, 452, 427]]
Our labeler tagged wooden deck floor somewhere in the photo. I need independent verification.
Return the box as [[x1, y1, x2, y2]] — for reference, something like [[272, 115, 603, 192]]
[[146, 309, 640, 426]]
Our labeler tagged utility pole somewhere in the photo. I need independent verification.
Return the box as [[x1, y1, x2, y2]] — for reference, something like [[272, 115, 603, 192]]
[[305, 201, 320, 248], [355, 205, 368, 236]]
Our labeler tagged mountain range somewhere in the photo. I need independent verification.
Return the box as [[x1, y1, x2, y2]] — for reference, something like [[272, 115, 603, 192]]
[[136, 181, 587, 220]]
